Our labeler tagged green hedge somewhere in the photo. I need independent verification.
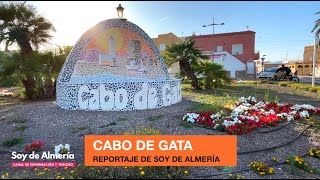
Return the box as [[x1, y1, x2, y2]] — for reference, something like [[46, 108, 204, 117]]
[[278, 82, 320, 94]]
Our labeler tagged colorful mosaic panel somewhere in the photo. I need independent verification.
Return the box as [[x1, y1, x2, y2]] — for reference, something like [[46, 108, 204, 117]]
[[56, 19, 181, 111]]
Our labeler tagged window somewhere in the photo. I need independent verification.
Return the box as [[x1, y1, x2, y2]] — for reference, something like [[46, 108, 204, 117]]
[[159, 44, 166, 51], [232, 44, 243, 55], [309, 55, 313, 62], [217, 46, 223, 52]]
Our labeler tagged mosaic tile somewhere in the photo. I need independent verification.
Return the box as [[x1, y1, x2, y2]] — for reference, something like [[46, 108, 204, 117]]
[[56, 19, 182, 111]]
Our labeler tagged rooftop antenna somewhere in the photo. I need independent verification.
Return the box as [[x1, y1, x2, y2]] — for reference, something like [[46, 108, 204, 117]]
[[246, 25, 250, 31], [182, 32, 184, 38]]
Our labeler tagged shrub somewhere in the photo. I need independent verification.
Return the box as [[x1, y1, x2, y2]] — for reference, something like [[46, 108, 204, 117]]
[[290, 83, 300, 89], [0, 77, 16, 87], [124, 127, 161, 135], [0, 51, 66, 99], [2, 137, 23, 147], [278, 82, 288, 87], [194, 60, 231, 89], [285, 156, 308, 169], [229, 173, 245, 179], [309, 148, 320, 159], [299, 85, 309, 91], [283, 83, 320, 93], [249, 161, 275, 175], [308, 87, 319, 92]]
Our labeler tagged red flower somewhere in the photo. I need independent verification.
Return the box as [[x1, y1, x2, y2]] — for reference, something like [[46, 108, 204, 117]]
[[34, 141, 44, 147], [25, 140, 44, 152], [25, 145, 31, 152], [186, 97, 320, 135]]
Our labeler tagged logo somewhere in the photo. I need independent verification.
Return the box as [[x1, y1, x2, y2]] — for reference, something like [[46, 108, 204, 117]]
[[11, 143, 75, 167]]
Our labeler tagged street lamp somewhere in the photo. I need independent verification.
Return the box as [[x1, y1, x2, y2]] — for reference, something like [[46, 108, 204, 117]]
[[261, 55, 266, 71], [202, 17, 224, 58], [116, 4, 124, 19]]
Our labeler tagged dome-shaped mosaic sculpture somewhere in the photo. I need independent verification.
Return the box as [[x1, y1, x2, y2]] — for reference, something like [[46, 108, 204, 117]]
[[56, 18, 182, 111]]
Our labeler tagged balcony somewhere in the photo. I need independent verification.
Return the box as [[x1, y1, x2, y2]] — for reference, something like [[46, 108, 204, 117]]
[[254, 51, 260, 60]]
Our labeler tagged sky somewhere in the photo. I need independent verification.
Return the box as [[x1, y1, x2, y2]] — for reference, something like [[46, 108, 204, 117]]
[[3, 1, 320, 62]]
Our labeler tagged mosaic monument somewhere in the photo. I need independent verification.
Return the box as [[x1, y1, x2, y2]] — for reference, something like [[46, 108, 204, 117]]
[[56, 18, 182, 111]]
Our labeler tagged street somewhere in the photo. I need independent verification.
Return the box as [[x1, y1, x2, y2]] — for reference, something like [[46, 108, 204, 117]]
[[299, 76, 320, 85]]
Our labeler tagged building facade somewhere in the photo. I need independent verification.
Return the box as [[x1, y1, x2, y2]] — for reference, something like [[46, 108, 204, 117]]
[[152, 32, 184, 77], [261, 46, 320, 77], [152, 32, 183, 52], [152, 31, 260, 79], [187, 31, 260, 79], [188, 31, 260, 64]]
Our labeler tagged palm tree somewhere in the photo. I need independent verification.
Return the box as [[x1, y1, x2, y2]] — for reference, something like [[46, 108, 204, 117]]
[[0, 2, 55, 99], [311, 11, 320, 45], [0, 2, 55, 54], [194, 60, 231, 89], [165, 39, 209, 90]]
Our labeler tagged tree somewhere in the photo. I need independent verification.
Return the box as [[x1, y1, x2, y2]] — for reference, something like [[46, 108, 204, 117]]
[[0, 2, 56, 99], [311, 11, 320, 45], [0, 51, 66, 99], [0, 2, 55, 54], [164, 39, 209, 90], [194, 60, 231, 89], [0, 51, 16, 87]]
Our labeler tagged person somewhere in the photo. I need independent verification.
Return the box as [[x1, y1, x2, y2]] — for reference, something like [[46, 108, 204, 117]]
[[276, 65, 291, 80], [279, 64, 290, 74]]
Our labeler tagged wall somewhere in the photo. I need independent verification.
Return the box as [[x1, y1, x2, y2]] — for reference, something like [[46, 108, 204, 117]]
[[188, 31, 258, 64], [210, 51, 246, 78], [152, 32, 183, 52], [303, 46, 320, 63], [152, 32, 184, 78]]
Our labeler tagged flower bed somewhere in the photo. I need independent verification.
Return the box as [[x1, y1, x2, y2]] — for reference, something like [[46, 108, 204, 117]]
[[183, 96, 320, 135], [25, 141, 44, 152], [0, 89, 14, 97]]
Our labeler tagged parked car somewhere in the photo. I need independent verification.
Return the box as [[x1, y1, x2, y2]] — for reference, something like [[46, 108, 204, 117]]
[[257, 66, 295, 81]]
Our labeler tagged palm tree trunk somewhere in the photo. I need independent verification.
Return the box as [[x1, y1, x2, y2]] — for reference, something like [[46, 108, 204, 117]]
[[22, 75, 36, 99], [179, 60, 201, 90], [5, 41, 9, 52], [17, 39, 35, 99], [205, 76, 213, 90], [17, 39, 33, 55]]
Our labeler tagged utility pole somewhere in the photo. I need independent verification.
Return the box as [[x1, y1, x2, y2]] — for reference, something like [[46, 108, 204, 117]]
[[312, 35, 318, 87], [202, 18, 224, 60]]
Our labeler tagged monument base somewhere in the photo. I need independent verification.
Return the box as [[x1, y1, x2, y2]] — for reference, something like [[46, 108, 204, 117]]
[[56, 79, 182, 111]]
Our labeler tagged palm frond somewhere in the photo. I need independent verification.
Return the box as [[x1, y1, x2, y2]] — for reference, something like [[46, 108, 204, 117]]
[[0, 2, 55, 53]]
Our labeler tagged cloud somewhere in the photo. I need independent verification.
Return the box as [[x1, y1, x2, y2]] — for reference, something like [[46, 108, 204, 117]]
[[159, 16, 169, 22]]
